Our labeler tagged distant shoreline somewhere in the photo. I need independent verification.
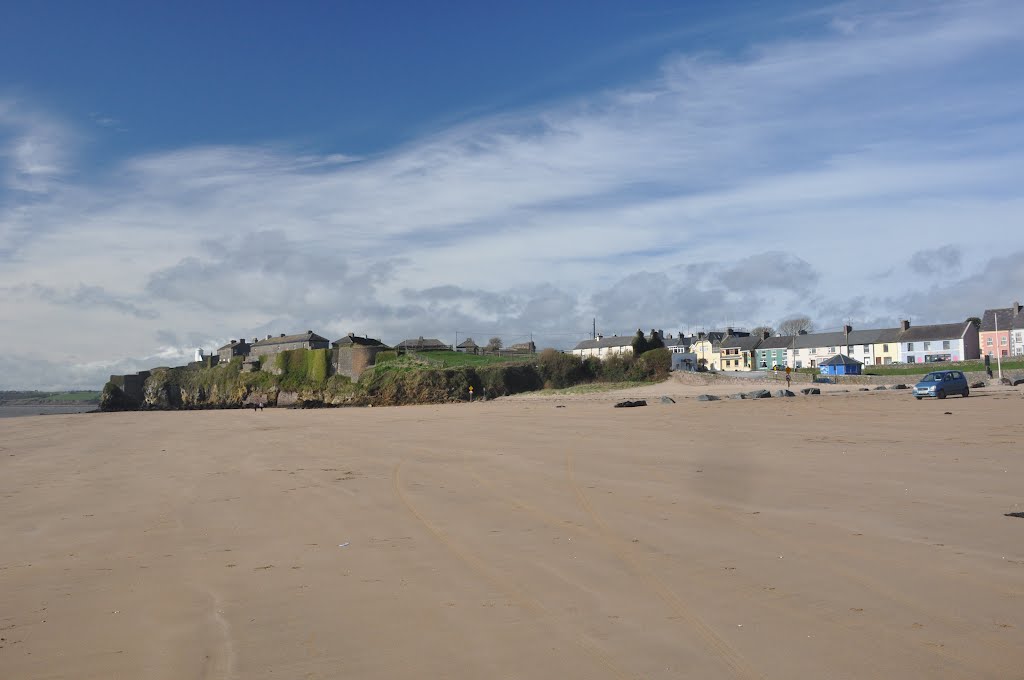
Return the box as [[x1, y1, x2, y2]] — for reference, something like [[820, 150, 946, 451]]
[[0, 405, 98, 419]]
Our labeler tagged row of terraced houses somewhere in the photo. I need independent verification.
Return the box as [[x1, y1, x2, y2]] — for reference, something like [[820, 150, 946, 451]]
[[570, 302, 1024, 372]]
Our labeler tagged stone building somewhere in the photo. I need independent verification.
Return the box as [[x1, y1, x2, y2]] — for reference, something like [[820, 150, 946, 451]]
[[332, 333, 389, 381], [456, 338, 479, 354], [396, 337, 450, 352], [250, 331, 330, 359], [217, 338, 251, 363], [508, 340, 536, 354]]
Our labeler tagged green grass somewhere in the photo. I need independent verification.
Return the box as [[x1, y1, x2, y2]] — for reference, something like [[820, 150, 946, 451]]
[[863, 359, 1024, 376], [536, 380, 656, 395], [411, 351, 530, 368]]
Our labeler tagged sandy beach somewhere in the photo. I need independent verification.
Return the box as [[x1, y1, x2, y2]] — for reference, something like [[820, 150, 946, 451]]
[[2, 382, 1022, 679]]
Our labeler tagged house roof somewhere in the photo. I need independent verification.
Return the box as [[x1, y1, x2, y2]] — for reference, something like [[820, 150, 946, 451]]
[[216, 339, 250, 351], [252, 331, 329, 347], [572, 335, 634, 350], [820, 353, 863, 366], [456, 338, 479, 348], [756, 335, 794, 350], [663, 336, 694, 349], [898, 322, 972, 342], [981, 306, 1023, 332], [396, 337, 449, 350], [332, 333, 387, 348], [791, 331, 847, 349], [720, 335, 761, 351], [847, 328, 901, 344]]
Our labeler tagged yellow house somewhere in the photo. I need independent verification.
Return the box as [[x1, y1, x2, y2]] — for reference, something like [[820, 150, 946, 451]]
[[691, 330, 744, 371], [869, 327, 902, 366]]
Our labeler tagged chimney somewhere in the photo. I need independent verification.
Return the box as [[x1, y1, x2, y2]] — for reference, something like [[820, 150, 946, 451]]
[[267, 334, 272, 340], [843, 325, 852, 335], [1014, 301, 1022, 315], [230, 339, 236, 344], [596, 333, 603, 340], [726, 327, 734, 336], [900, 319, 910, 332], [761, 329, 771, 340], [698, 331, 706, 340]]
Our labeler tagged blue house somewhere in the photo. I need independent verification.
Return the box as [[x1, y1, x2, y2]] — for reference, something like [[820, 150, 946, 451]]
[[819, 354, 863, 376]]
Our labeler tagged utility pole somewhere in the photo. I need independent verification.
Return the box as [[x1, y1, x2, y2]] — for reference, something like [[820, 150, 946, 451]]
[[593, 318, 597, 340], [995, 314, 1003, 380]]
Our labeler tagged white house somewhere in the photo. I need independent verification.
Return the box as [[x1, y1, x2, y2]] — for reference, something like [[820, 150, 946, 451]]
[[570, 334, 635, 359], [898, 321, 980, 364]]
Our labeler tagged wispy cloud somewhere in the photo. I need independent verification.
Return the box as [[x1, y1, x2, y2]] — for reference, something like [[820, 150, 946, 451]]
[[1, 0, 1023, 388]]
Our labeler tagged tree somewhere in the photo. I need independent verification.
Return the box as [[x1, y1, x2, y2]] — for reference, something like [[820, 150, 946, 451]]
[[751, 325, 775, 338], [631, 329, 649, 356], [778, 317, 813, 336], [486, 337, 503, 352], [647, 330, 665, 350], [965, 316, 981, 326]]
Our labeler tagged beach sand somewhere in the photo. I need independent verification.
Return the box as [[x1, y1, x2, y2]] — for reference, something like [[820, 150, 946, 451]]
[[2, 382, 1022, 679]]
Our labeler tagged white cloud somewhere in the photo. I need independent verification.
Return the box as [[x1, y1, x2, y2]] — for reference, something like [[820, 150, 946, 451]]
[[1, 0, 1023, 388]]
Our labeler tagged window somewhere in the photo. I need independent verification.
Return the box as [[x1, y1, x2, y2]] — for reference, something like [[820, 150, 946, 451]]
[[1001, 336, 1008, 345], [828, 346, 835, 353], [923, 342, 930, 350], [883, 344, 889, 352], [942, 340, 950, 350], [863, 344, 870, 352], [906, 342, 914, 351], [987, 337, 993, 346]]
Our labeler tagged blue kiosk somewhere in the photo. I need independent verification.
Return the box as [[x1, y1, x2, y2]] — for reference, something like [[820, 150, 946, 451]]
[[819, 354, 863, 376]]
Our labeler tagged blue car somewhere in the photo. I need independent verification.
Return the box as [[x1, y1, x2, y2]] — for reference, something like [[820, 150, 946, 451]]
[[912, 370, 969, 400]]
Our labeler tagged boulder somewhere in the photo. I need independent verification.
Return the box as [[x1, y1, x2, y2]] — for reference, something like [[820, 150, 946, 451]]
[[696, 394, 720, 402], [660, 396, 676, 404], [277, 391, 299, 407], [1013, 378, 1024, 387], [746, 389, 772, 399], [891, 384, 909, 390], [970, 381, 986, 388], [729, 393, 747, 400], [613, 400, 647, 408], [773, 389, 796, 398], [874, 386, 887, 390], [801, 387, 821, 395]]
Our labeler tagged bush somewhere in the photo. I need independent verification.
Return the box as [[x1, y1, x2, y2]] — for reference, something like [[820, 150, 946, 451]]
[[374, 350, 398, 364], [636, 348, 671, 381], [537, 348, 593, 389]]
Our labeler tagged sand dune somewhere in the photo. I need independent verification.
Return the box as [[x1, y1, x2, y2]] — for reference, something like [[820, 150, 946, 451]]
[[2, 387, 1022, 679]]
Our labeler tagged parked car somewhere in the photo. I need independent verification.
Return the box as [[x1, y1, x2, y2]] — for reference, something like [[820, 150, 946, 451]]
[[913, 370, 969, 400]]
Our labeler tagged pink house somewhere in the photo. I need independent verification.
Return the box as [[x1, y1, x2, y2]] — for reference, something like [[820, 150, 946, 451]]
[[979, 302, 1023, 358]]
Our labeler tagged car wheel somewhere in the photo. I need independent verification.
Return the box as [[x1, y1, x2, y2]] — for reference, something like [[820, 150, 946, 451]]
[[915, 396, 923, 400], [937, 390, 946, 399], [962, 388, 969, 398]]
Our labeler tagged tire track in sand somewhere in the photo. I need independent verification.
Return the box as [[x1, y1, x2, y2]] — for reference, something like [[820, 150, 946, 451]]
[[392, 459, 635, 680], [564, 450, 765, 680], [566, 450, 1020, 677]]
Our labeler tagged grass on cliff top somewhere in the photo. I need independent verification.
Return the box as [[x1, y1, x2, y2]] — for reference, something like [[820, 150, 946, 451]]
[[0, 390, 101, 404], [408, 350, 532, 367]]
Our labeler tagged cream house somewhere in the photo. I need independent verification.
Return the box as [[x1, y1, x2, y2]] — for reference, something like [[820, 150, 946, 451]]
[[570, 334, 635, 359]]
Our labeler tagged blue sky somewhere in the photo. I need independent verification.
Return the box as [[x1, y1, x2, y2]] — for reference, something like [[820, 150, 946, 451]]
[[1, 0, 1023, 388]]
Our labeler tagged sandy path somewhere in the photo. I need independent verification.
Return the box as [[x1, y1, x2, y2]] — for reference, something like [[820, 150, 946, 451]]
[[2, 390, 1022, 679]]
